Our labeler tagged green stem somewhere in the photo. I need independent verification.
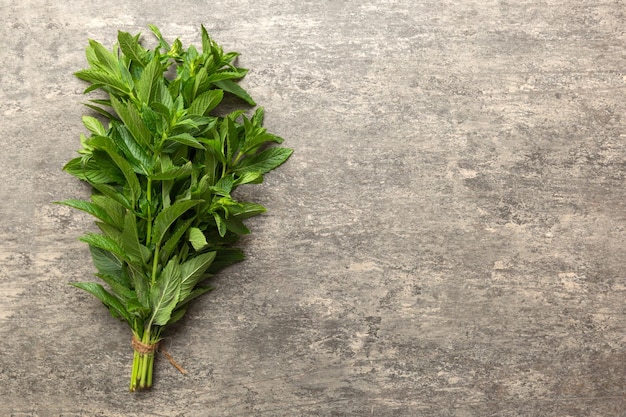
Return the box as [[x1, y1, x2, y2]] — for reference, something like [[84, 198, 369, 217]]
[[146, 178, 153, 245], [151, 244, 160, 285], [146, 352, 154, 388], [130, 328, 142, 391], [232, 151, 244, 166], [130, 323, 158, 391], [221, 163, 227, 178], [139, 326, 152, 389], [130, 349, 139, 391]]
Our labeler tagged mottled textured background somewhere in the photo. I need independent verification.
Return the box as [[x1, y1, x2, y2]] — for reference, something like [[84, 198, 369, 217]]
[[1, 0, 626, 415]]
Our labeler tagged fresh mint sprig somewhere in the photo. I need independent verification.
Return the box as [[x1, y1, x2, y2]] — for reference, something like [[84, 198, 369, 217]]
[[59, 25, 292, 391]]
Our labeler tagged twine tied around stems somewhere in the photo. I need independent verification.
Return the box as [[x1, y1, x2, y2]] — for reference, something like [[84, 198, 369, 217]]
[[131, 335, 187, 374], [131, 335, 158, 355]]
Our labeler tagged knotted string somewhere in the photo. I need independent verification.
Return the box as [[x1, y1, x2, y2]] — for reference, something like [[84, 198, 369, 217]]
[[131, 335, 158, 354], [131, 335, 187, 374]]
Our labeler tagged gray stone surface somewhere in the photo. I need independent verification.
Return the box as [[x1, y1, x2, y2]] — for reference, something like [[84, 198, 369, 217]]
[[2, 0, 626, 415]]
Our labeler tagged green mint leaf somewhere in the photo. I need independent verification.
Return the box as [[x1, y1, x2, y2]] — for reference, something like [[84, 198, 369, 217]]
[[110, 122, 153, 175], [224, 115, 240, 162], [75, 69, 130, 96], [90, 183, 133, 210], [110, 97, 152, 151], [148, 24, 170, 51], [213, 79, 256, 105], [224, 216, 250, 235], [56, 199, 114, 225], [252, 107, 265, 125], [88, 245, 123, 278], [165, 133, 204, 149], [167, 305, 188, 325], [200, 25, 212, 57], [149, 257, 181, 326], [95, 273, 136, 302], [94, 141, 142, 206], [72, 282, 132, 324], [212, 174, 234, 196], [120, 211, 149, 264], [175, 286, 213, 309], [234, 147, 293, 174], [188, 227, 208, 251], [82, 116, 107, 136], [88, 39, 120, 73], [128, 266, 150, 309], [90, 194, 126, 228], [205, 71, 246, 84], [82, 102, 117, 120], [79, 233, 126, 261], [231, 202, 267, 219], [177, 251, 216, 303], [212, 212, 227, 237], [234, 171, 263, 186], [136, 56, 162, 104], [149, 161, 193, 180], [160, 217, 194, 265], [118, 31, 148, 67], [152, 200, 202, 245], [188, 89, 223, 116]]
